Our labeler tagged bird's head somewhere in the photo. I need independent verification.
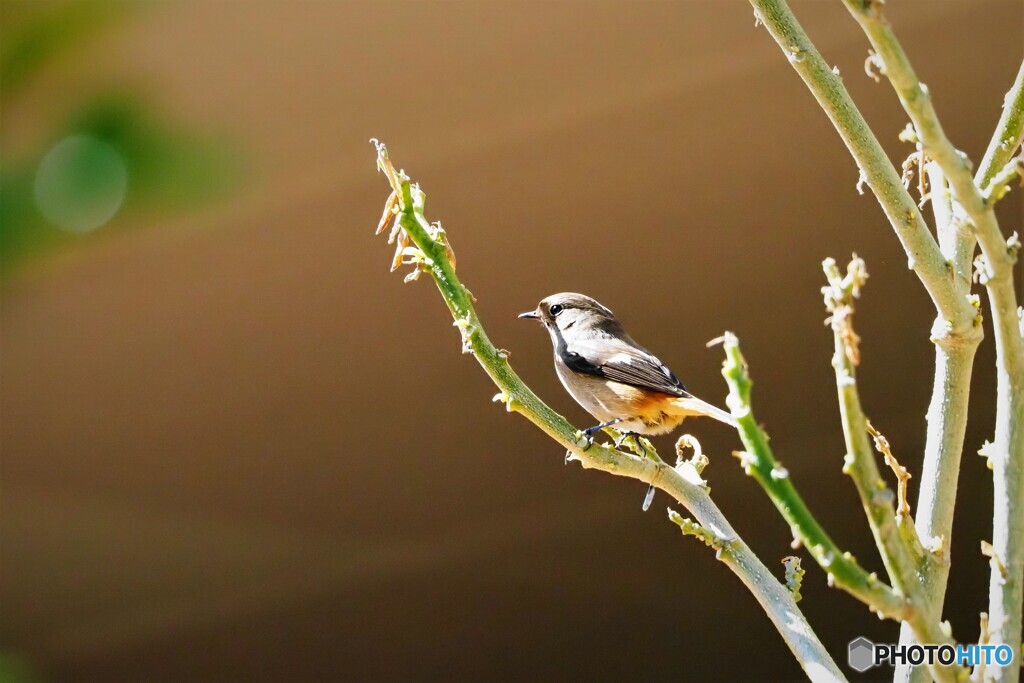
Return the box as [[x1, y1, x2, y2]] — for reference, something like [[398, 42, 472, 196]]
[[518, 292, 618, 337]]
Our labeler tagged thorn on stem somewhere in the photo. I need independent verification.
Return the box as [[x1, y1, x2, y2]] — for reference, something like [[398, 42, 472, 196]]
[[978, 440, 996, 470], [973, 254, 994, 285], [866, 420, 912, 517], [981, 541, 1008, 578], [897, 123, 918, 145], [732, 449, 757, 475], [864, 50, 884, 82], [376, 191, 398, 235], [492, 390, 518, 412], [917, 531, 945, 561], [789, 525, 803, 550], [822, 255, 868, 367], [667, 509, 729, 553], [705, 335, 727, 348], [782, 556, 805, 602]]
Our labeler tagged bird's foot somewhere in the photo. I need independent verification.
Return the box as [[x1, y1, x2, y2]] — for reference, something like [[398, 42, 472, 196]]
[[574, 419, 623, 452], [574, 430, 595, 451], [614, 432, 650, 459], [579, 417, 626, 445]]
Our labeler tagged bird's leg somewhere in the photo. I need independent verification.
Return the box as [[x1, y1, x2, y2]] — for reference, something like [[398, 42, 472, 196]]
[[626, 434, 656, 509], [612, 432, 649, 459], [577, 417, 625, 451], [582, 418, 625, 436]]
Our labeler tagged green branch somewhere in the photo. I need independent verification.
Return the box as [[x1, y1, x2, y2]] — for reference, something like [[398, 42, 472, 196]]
[[372, 142, 845, 681], [721, 332, 909, 619], [720, 257, 967, 682], [894, 162, 982, 683], [822, 257, 965, 683], [749, 2, 1021, 679], [822, 256, 920, 584], [835, 6, 1024, 680], [747, 0, 975, 330], [976, 60, 1024, 193]]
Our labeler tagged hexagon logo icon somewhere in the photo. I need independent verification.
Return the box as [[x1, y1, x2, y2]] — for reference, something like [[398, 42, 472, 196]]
[[848, 637, 875, 672]]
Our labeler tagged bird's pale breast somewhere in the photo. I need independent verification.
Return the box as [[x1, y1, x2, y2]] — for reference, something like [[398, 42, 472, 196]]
[[554, 361, 683, 435]]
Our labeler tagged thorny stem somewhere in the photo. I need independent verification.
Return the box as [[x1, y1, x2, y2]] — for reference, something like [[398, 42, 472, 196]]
[[750, 1, 1021, 679], [822, 257, 965, 683], [747, 0, 976, 331], [372, 142, 845, 682], [895, 162, 982, 683], [721, 332, 910, 620], [838, 5, 1024, 680]]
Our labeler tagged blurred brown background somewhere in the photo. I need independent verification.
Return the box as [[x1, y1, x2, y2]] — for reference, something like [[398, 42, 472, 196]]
[[1, 1, 1022, 681]]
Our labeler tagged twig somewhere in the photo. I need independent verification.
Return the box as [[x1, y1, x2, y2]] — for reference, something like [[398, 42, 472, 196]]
[[371, 142, 845, 682], [721, 332, 909, 620], [865, 420, 911, 518], [836, 5, 1024, 678], [822, 257, 963, 683], [722, 329, 965, 680], [822, 257, 909, 576], [981, 154, 1024, 204], [976, 61, 1024, 193], [747, 0, 975, 331]]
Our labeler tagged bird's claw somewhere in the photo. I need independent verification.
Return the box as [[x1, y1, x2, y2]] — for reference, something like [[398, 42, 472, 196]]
[[611, 432, 648, 458], [574, 431, 594, 451]]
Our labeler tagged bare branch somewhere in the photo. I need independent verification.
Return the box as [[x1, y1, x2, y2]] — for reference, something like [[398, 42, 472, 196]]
[[823, 257, 963, 683], [721, 332, 910, 620], [836, 6, 1024, 678], [977, 61, 1024, 192], [747, 0, 975, 330]]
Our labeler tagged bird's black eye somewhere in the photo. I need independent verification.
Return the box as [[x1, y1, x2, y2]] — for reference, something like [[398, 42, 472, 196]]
[[549, 304, 563, 316]]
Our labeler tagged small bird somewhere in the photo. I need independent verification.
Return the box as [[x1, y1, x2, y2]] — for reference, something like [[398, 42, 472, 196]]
[[519, 293, 736, 444]]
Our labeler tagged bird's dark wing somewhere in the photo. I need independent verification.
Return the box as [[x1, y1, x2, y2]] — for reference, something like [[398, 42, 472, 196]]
[[561, 335, 687, 397]]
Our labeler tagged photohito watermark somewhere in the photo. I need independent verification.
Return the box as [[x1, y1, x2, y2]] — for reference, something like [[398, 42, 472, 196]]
[[847, 637, 1015, 673]]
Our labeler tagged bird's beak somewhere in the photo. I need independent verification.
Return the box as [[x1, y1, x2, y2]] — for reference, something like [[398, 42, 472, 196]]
[[518, 310, 540, 320]]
